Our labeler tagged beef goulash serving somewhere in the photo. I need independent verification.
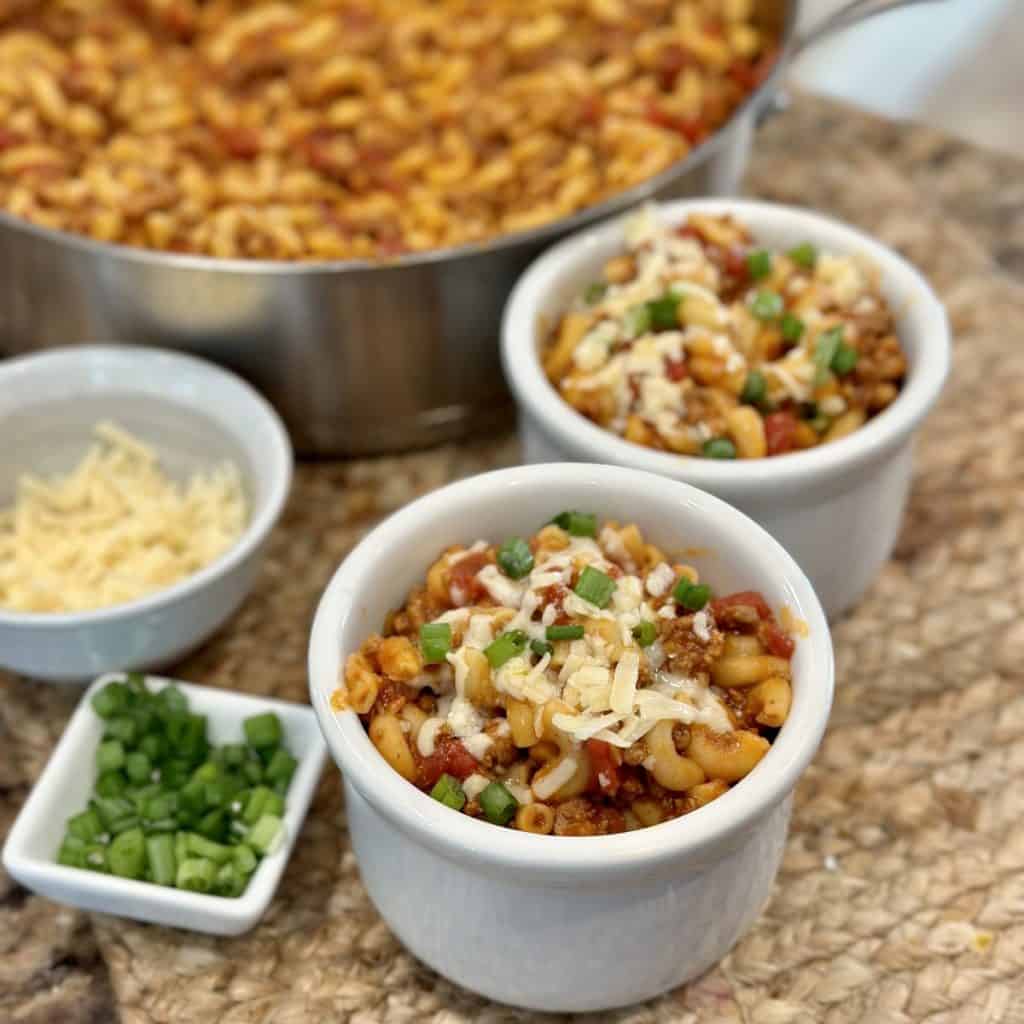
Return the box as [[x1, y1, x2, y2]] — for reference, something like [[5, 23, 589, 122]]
[[0, 1, 776, 260], [334, 512, 798, 835], [542, 207, 908, 458]]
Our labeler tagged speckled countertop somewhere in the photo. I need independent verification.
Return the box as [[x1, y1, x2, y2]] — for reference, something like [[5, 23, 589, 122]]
[[4, 93, 1024, 1024]]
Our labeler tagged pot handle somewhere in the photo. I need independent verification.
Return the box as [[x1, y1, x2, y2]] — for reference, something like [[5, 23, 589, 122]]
[[793, 0, 951, 56]]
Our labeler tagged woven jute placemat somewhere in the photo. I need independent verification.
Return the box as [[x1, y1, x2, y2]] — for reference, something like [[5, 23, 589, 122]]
[[3, 96, 1023, 1023]]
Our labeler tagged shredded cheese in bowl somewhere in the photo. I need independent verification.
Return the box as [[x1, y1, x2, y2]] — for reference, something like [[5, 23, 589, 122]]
[[0, 421, 248, 614]]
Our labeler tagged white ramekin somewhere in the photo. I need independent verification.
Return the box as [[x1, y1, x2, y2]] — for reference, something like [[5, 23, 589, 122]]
[[501, 200, 951, 620], [0, 346, 293, 682], [309, 463, 834, 1012]]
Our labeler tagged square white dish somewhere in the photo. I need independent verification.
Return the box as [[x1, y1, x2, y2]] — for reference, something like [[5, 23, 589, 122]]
[[2, 673, 327, 935]]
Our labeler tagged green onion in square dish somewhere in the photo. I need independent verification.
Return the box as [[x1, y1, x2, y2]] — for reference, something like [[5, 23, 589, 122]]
[[55, 674, 296, 896]]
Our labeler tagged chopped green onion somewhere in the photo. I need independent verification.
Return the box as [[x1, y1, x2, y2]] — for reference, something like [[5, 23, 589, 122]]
[[419, 621, 452, 664], [95, 771, 127, 798], [243, 713, 282, 751], [264, 749, 297, 788], [747, 249, 772, 280], [108, 827, 146, 879], [750, 290, 784, 321], [530, 639, 554, 657], [787, 241, 818, 269], [220, 743, 246, 766], [67, 809, 104, 842], [430, 773, 467, 811], [242, 786, 274, 825], [497, 537, 534, 580], [646, 293, 681, 330], [138, 734, 164, 762], [550, 510, 597, 537], [740, 369, 766, 406], [573, 566, 616, 609], [124, 751, 152, 785], [156, 685, 188, 715], [814, 326, 844, 387], [103, 716, 137, 746], [673, 578, 712, 611], [58, 840, 86, 869], [146, 834, 176, 886], [632, 621, 657, 647], [831, 342, 858, 375], [196, 809, 225, 841], [177, 857, 216, 893], [584, 281, 607, 305], [97, 740, 125, 774], [215, 862, 246, 897], [624, 303, 652, 337], [484, 630, 529, 669], [546, 624, 584, 641], [702, 438, 737, 459], [248, 813, 285, 855], [780, 312, 804, 342], [479, 782, 518, 826], [124, 672, 146, 694], [91, 682, 129, 719], [810, 414, 830, 433], [233, 844, 258, 875], [186, 832, 233, 864]]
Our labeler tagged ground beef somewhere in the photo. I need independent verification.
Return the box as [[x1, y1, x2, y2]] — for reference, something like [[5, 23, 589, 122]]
[[659, 615, 724, 674], [553, 798, 627, 836]]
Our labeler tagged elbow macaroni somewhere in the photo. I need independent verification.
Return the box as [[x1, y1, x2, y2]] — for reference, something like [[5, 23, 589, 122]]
[[334, 514, 799, 834], [0, 2, 778, 261]]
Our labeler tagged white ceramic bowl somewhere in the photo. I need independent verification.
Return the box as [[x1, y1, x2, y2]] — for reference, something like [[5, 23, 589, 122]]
[[0, 346, 292, 682], [2, 673, 327, 935], [309, 463, 834, 1012], [501, 199, 951, 620]]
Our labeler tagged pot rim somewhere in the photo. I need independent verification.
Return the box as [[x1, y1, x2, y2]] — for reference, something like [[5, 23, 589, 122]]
[[308, 462, 833, 881]]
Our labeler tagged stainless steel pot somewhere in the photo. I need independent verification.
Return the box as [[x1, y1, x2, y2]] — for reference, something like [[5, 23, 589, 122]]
[[0, 0, 941, 455]]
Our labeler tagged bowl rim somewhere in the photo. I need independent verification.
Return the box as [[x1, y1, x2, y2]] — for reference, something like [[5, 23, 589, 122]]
[[308, 462, 834, 880], [500, 198, 951, 496], [0, 345, 293, 628]]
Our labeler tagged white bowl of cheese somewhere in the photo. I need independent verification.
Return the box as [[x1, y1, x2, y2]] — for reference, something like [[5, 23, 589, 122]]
[[0, 346, 292, 683]]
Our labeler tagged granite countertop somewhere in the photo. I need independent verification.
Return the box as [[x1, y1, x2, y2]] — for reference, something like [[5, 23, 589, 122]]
[[4, 92, 1024, 1023]]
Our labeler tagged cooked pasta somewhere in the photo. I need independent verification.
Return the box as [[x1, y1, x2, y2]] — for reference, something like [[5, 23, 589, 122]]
[[542, 206, 908, 457], [334, 512, 798, 834], [0, 421, 247, 613], [0, 1, 778, 261]]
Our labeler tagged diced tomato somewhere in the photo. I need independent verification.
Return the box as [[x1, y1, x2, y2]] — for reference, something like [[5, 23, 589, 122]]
[[0, 128, 23, 150], [448, 551, 490, 605], [418, 736, 478, 789], [722, 245, 750, 280], [760, 620, 795, 659], [665, 357, 689, 381], [586, 739, 621, 797], [217, 125, 261, 159], [710, 590, 772, 621], [579, 93, 605, 125], [645, 101, 707, 144], [764, 410, 798, 456], [655, 43, 693, 90]]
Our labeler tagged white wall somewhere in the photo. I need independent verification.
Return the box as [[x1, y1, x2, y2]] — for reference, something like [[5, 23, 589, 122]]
[[791, 0, 1013, 119]]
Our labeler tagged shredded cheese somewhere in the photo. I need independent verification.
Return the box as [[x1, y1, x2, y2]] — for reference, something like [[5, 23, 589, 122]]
[[0, 421, 247, 613]]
